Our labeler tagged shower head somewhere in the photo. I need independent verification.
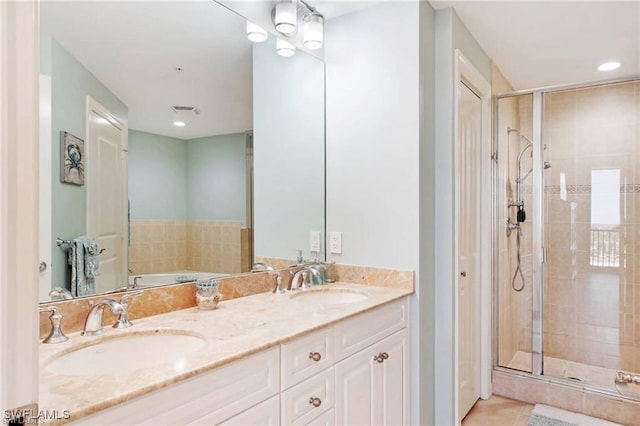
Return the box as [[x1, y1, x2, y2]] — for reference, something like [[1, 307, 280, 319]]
[[517, 162, 552, 183]]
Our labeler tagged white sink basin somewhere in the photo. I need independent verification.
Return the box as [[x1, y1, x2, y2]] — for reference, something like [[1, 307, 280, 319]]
[[45, 332, 206, 376], [290, 289, 368, 305]]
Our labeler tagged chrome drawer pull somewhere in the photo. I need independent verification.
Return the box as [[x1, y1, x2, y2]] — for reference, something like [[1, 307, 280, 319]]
[[309, 352, 322, 362], [374, 352, 389, 363], [309, 397, 322, 407]]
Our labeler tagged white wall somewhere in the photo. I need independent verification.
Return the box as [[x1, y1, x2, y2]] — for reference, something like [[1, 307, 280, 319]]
[[433, 8, 491, 425], [253, 36, 325, 260], [325, 3, 427, 425], [325, 2, 420, 270]]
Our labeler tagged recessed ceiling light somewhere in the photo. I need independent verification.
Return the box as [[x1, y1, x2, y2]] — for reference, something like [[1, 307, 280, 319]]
[[598, 62, 621, 72], [173, 121, 186, 127]]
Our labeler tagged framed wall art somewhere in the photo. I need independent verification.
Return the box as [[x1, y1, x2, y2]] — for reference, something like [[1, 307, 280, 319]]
[[60, 131, 85, 185]]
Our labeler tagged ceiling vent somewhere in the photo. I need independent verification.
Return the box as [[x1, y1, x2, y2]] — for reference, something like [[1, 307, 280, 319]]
[[171, 106, 200, 116]]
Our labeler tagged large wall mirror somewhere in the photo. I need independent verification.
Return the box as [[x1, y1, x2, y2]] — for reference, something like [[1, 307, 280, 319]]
[[39, 1, 325, 302]]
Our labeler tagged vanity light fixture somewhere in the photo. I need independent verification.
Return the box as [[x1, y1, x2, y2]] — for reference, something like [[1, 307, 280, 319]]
[[274, 0, 297, 34], [276, 38, 296, 57], [303, 12, 323, 50], [246, 21, 268, 42], [272, 0, 324, 50], [598, 61, 621, 71], [173, 121, 186, 127]]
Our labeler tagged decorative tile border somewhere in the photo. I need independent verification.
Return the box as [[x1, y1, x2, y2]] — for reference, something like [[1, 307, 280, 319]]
[[540, 184, 640, 195]]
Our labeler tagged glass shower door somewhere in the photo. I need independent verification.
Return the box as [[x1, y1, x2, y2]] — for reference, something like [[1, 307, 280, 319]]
[[495, 93, 537, 373]]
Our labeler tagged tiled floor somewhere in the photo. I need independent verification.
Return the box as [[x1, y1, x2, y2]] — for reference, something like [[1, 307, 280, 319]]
[[462, 395, 534, 426], [506, 350, 618, 389]]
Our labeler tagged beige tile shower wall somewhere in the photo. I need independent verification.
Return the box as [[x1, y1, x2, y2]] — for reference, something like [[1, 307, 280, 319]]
[[129, 220, 188, 275], [186, 220, 246, 274], [130, 220, 246, 275], [543, 80, 640, 372]]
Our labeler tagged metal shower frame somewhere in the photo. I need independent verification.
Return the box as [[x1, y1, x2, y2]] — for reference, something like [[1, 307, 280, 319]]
[[492, 76, 640, 396]]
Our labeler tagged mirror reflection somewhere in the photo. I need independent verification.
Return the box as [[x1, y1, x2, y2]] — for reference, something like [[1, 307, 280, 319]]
[[39, 1, 325, 302]]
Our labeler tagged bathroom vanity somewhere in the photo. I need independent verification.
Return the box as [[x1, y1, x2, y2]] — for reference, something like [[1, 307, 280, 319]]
[[39, 283, 411, 425]]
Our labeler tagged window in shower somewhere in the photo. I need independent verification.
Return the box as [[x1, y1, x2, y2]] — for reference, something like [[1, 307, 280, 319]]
[[589, 169, 620, 267]]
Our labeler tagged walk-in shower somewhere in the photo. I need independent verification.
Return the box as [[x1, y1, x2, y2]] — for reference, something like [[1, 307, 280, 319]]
[[494, 78, 640, 402]]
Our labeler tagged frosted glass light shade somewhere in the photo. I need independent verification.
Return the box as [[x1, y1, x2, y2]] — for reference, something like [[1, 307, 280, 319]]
[[303, 13, 323, 50], [276, 38, 296, 57], [246, 21, 267, 42], [275, 0, 297, 34]]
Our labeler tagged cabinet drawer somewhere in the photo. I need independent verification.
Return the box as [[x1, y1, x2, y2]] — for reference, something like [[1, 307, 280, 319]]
[[305, 407, 334, 426], [281, 326, 334, 389], [335, 297, 408, 360], [281, 368, 334, 425], [219, 395, 280, 425], [71, 347, 280, 425]]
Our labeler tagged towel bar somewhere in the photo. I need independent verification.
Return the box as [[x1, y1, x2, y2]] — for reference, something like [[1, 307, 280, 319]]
[[56, 238, 73, 247]]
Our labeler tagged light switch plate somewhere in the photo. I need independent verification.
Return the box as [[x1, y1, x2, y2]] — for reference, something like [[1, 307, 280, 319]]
[[329, 231, 342, 254], [309, 231, 321, 252]]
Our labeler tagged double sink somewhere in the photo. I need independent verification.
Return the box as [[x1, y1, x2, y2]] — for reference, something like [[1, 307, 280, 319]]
[[43, 288, 369, 377]]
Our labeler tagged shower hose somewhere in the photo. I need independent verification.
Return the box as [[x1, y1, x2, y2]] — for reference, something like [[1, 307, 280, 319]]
[[511, 225, 525, 292]]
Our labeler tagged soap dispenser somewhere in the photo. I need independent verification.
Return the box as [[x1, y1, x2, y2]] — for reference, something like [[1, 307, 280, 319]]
[[310, 251, 327, 285]]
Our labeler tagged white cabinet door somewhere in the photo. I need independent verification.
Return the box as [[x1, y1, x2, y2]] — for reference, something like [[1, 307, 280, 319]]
[[335, 329, 408, 426], [220, 395, 280, 426], [373, 328, 408, 426]]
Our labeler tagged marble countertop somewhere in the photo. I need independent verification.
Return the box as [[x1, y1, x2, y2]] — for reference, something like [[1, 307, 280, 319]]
[[39, 282, 412, 424]]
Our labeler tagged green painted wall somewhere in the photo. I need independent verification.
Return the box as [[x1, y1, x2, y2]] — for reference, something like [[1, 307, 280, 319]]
[[128, 130, 247, 222], [128, 130, 187, 220], [48, 38, 127, 291], [186, 133, 247, 221]]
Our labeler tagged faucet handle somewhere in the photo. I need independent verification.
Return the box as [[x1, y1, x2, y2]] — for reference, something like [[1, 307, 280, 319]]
[[39, 306, 69, 344], [120, 290, 143, 304], [113, 290, 143, 329]]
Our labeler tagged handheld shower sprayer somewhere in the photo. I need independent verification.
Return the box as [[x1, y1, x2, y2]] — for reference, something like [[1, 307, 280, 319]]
[[505, 126, 552, 292]]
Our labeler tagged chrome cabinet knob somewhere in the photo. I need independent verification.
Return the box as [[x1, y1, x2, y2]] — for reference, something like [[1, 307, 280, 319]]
[[39, 261, 47, 272], [460, 271, 467, 277], [374, 352, 389, 363], [309, 397, 322, 408], [309, 352, 322, 362]]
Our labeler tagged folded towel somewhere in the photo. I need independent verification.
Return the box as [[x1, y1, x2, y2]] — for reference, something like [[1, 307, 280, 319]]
[[68, 236, 100, 297]]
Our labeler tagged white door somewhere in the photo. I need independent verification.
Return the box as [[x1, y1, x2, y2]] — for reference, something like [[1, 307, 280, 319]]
[[457, 80, 482, 419], [86, 97, 127, 294]]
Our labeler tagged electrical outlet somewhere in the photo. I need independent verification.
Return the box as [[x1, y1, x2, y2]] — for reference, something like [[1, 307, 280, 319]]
[[309, 231, 321, 252], [329, 231, 342, 254]]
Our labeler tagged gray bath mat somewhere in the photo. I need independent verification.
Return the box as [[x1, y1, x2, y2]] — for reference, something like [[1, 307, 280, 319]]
[[528, 413, 577, 426], [528, 404, 621, 426]]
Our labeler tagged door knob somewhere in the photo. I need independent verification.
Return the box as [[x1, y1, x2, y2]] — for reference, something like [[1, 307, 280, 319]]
[[39, 261, 47, 272], [460, 271, 467, 277]]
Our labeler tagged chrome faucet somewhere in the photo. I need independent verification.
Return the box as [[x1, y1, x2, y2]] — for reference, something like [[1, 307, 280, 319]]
[[82, 299, 124, 337], [113, 290, 143, 328], [39, 306, 69, 344], [252, 262, 285, 294], [290, 267, 320, 291], [131, 276, 143, 289], [49, 287, 73, 300]]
